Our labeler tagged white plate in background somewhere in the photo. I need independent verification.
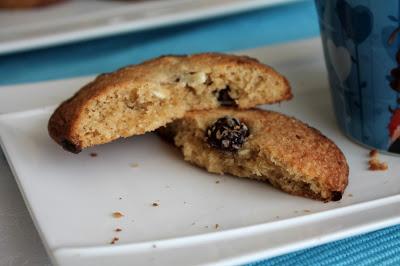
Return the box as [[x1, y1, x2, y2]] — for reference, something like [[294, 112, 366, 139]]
[[0, 0, 305, 55], [0, 39, 399, 266]]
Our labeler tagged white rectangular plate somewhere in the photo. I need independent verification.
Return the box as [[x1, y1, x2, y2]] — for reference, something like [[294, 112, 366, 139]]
[[0, 39, 400, 266], [0, 0, 304, 55]]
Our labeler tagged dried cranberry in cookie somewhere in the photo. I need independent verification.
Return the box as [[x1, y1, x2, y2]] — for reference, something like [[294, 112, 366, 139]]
[[205, 116, 249, 152]]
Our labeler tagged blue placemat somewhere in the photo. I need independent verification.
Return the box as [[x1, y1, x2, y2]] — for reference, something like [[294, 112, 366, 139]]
[[251, 225, 400, 266], [0, 0, 317, 85], [1, 1, 399, 265]]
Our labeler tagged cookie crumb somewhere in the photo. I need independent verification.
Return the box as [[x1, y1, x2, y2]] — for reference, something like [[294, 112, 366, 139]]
[[130, 163, 139, 168], [152, 202, 159, 207], [90, 152, 97, 157], [368, 150, 388, 171], [112, 211, 124, 218], [369, 149, 378, 158], [215, 224, 219, 229], [303, 209, 311, 213], [115, 228, 122, 232], [348, 193, 353, 197], [110, 237, 119, 244], [215, 180, 220, 184], [368, 158, 388, 171]]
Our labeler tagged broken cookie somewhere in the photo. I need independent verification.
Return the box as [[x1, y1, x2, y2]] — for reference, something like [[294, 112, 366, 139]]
[[48, 53, 291, 153], [158, 108, 349, 202]]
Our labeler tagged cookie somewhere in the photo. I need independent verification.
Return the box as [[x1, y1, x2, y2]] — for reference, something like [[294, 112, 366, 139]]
[[158, 108, 348, 201], [0, 0, 63, 8], [48, 53, 291, 153]]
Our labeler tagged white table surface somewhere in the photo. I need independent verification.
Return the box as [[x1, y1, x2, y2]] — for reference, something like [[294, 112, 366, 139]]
[[0, 75, 95, 266], [0, 152, 50, 266]]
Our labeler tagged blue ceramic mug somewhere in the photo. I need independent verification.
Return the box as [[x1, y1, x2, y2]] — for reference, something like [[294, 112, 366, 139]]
[[315, 0, 400, 154]]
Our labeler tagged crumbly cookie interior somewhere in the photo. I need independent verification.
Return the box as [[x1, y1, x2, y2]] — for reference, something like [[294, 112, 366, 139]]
[[76, 66, 287, 148], [167, 121, 326, 201], [158, 110, 348, 201]]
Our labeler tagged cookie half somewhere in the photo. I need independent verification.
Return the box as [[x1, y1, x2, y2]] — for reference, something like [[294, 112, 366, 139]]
[[48, 53, 291, 153], [158, 108, 348, 201]]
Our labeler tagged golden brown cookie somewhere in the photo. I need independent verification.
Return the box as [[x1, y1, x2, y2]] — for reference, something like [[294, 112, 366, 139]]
[[0, 0, 63, 8], [48, 53, 291, 153], [158, 108, 348, 201]]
